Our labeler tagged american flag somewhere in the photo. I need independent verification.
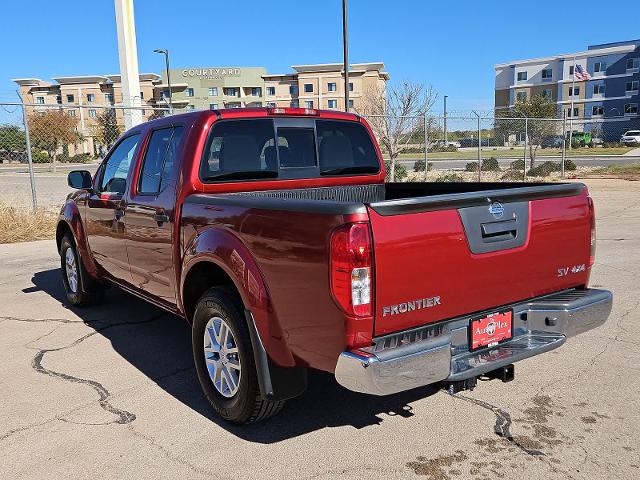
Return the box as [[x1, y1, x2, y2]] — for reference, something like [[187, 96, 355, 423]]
[[574, 64, 591, 81]]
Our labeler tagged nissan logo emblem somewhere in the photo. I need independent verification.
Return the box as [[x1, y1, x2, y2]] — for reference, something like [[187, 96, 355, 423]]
[[489, 201, 505, 219]]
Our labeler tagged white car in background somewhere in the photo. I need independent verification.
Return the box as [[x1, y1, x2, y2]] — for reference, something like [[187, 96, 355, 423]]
[[620, 130, 640, 145]]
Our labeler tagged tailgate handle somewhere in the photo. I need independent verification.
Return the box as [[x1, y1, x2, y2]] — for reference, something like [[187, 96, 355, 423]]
[[481, 219, 517, 242]]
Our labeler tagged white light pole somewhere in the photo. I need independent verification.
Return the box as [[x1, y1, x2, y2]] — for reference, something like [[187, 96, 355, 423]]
[[114, 0, 142, 129], [154, 49, 173, 115]]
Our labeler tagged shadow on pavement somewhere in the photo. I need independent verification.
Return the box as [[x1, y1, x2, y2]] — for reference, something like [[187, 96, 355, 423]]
[[29, 268, 441, 443]]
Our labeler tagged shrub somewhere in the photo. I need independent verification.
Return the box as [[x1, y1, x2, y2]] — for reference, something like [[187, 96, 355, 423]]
[[0, 203, 57, 243], [564, 158, 577, 171], [510, 159, 525, 170], [527, 161, 561, 177], [68, 153, 93, 163], [385, 160, 408, 181], [435, 173, 464, 182], [465, 162, 478, 172], [31, 150, 49, 163], [413, 158, 433, 172], [501, 170, 524, 181], [482, 157, 501, 172]]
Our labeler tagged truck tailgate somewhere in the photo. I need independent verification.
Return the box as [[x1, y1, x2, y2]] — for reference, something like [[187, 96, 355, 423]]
[[368, 184, 593, 336]]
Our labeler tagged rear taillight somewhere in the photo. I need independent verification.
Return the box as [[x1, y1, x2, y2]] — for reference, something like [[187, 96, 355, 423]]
[[588, 196, 596, 266], [267, 107, 319, 116], [330, 223, 373, 317]]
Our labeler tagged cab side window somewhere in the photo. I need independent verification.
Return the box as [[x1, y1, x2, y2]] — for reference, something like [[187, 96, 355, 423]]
[[99, 134, 140, 194], [138, 126, 184, 194]]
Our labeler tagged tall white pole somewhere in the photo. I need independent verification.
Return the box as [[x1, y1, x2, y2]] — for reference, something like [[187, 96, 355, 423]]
[[568, 56, 576, 151], [114, 0, 142, 129]]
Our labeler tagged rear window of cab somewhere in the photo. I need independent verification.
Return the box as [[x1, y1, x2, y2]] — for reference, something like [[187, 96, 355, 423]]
[[199, 118, 380, 182]]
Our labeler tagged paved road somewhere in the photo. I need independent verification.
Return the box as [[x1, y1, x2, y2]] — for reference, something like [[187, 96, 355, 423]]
[[398, 155, 640, 171], [0, 178, 638, 479]]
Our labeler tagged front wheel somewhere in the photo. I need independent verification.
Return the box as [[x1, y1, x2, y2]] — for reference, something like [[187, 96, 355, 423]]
[[60, 234, 104, 306], [192, 288, 284, 424]]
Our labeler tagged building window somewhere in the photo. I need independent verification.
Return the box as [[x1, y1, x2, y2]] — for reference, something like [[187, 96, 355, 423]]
[[56, 95, 62, 105], [66, 94, 74, 103], [87, 93, 95, 103], [35, 96, 45, 104], [541, 88, 552, 99], [225, 102, 241, 109], [569, 65, 574, 75], [626, 81, 639, 92], [349, 82, 353, 92], [251, 87, 261, 97], [592, 106, 604, 116], [68, 109, 76, 117], [328, 82, 337, 92], [88, 108, 97, 118], [567, 107, 579, 117], [625, 104, 638, 115], [516, 91, 527, 102], [105, 93, 114, 103], [594, 61, 606, 73], [290, 100, 299, 108], [208, 87, 218, 96], [517, 71, 527, 81], [627, 58, 640, 70], [593, 84, 605, 95], [185, 88, 194, 97], [569, 86, 580, 96], [209, 103, 218, 110], [348, 99, 354, 109], [187, 105, 195, 110], [140, 91, 144, 100], [304, 100, 314, 109], [161, 89, 169, 99], [224, 87, 237, 97], [266, 102, 276, 107], [541, 69, 552, 80], [304, 83, 313, 93], [327, 99, 337, 109], [266, 86, 276, 96], [289, 85, 298, 95]]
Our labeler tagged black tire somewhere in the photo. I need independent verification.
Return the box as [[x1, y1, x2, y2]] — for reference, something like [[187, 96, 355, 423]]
[[192, 287, 284, 424], [60, 234, 104, 306]]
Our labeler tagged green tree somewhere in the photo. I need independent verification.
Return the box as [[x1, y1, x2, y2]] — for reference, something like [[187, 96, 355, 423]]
[[28, 110, 80, 172], [0, 125, 26, 162], [497, 95, 558, 168], [92, 108, 122, 153]]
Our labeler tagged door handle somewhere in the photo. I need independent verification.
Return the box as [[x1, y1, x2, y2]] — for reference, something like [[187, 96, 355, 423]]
[[153, 212, 170, 224]]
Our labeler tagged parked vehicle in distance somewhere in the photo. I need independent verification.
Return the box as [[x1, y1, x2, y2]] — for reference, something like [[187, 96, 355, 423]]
[[541, 135, 564, 148], [569, 131, 593, 147], [58, 107, 613, 424], [620, 130, 640, 145], [430, 139, 461, 149]]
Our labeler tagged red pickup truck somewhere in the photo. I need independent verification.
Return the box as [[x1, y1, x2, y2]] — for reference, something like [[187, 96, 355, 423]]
[[58, 107, 612, 424]]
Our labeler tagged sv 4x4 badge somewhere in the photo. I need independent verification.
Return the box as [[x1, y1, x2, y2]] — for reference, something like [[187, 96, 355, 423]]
[[557, 263, 586, 277]]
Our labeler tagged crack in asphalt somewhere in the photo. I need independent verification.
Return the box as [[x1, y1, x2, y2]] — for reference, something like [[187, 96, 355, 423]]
[[30, 313, 166, 426], [451, 393, 545, 456], [0, 315, 99, 325]]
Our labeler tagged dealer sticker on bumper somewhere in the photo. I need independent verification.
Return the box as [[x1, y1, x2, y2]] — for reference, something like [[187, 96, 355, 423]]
[[469, 309, 513, 351]]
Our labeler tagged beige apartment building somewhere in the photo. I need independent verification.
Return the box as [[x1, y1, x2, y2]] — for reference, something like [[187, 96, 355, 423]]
[[13, 62, 388, 155]]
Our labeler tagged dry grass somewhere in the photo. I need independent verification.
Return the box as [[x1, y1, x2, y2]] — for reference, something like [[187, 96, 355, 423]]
[[0, 203, 58, 244]]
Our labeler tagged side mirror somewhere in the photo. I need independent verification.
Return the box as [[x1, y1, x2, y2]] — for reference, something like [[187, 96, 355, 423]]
[[68, 170, 93, 190]]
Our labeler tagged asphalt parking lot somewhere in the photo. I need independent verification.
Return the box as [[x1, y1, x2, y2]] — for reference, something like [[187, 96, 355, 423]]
[[0, 178, 638, 480]]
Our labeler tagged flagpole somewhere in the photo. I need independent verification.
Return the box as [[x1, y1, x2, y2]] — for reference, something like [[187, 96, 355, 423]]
[[569, 56, 576, 151]]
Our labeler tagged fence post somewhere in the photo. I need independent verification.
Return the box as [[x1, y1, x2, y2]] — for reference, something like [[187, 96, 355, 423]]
[[17, 92, 38, 211], [423, 113, 428, 182], [472, 111, 481, 181], [561, 111, 567, 178], [523, 117, 528, 181]]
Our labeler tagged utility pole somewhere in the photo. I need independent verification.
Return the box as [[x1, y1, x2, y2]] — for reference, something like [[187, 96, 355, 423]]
[[568, 56, 576, 151], [114, 0, 142, 128], [154, 49, 173, 114], [342, 0, 349, 112], [443, 95, 448, 143]]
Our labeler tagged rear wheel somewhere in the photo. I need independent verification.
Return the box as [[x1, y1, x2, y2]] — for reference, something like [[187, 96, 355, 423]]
[[192, 288, 284, 424], [60, 234, 104, 306]]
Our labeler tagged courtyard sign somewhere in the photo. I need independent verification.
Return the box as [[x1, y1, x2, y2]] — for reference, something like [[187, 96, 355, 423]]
[[181, 68, 241, 80]]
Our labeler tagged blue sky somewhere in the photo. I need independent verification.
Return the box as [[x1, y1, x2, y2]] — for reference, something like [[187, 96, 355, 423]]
[[0, 0, 638, 114]]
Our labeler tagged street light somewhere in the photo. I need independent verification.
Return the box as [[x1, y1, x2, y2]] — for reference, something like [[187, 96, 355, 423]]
[[342, 0, 349, 112], [154, 48, 173, 114], [443, 95, 448, 143]]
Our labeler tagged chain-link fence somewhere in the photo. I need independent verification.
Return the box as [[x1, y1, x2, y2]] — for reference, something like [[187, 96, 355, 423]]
[[1, 100, 639, 210], [361, 112, 640, 182]]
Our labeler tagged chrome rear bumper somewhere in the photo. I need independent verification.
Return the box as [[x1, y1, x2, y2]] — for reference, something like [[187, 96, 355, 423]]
[[335, 288, 612, 395]]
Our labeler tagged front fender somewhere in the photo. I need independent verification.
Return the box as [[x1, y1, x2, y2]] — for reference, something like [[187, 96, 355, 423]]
[[58, 198, 101, 281], [181, 227, 296, 368]]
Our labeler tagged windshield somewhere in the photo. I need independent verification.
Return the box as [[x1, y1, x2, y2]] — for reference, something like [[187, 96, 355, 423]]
[[200, 118, 379, 182]]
